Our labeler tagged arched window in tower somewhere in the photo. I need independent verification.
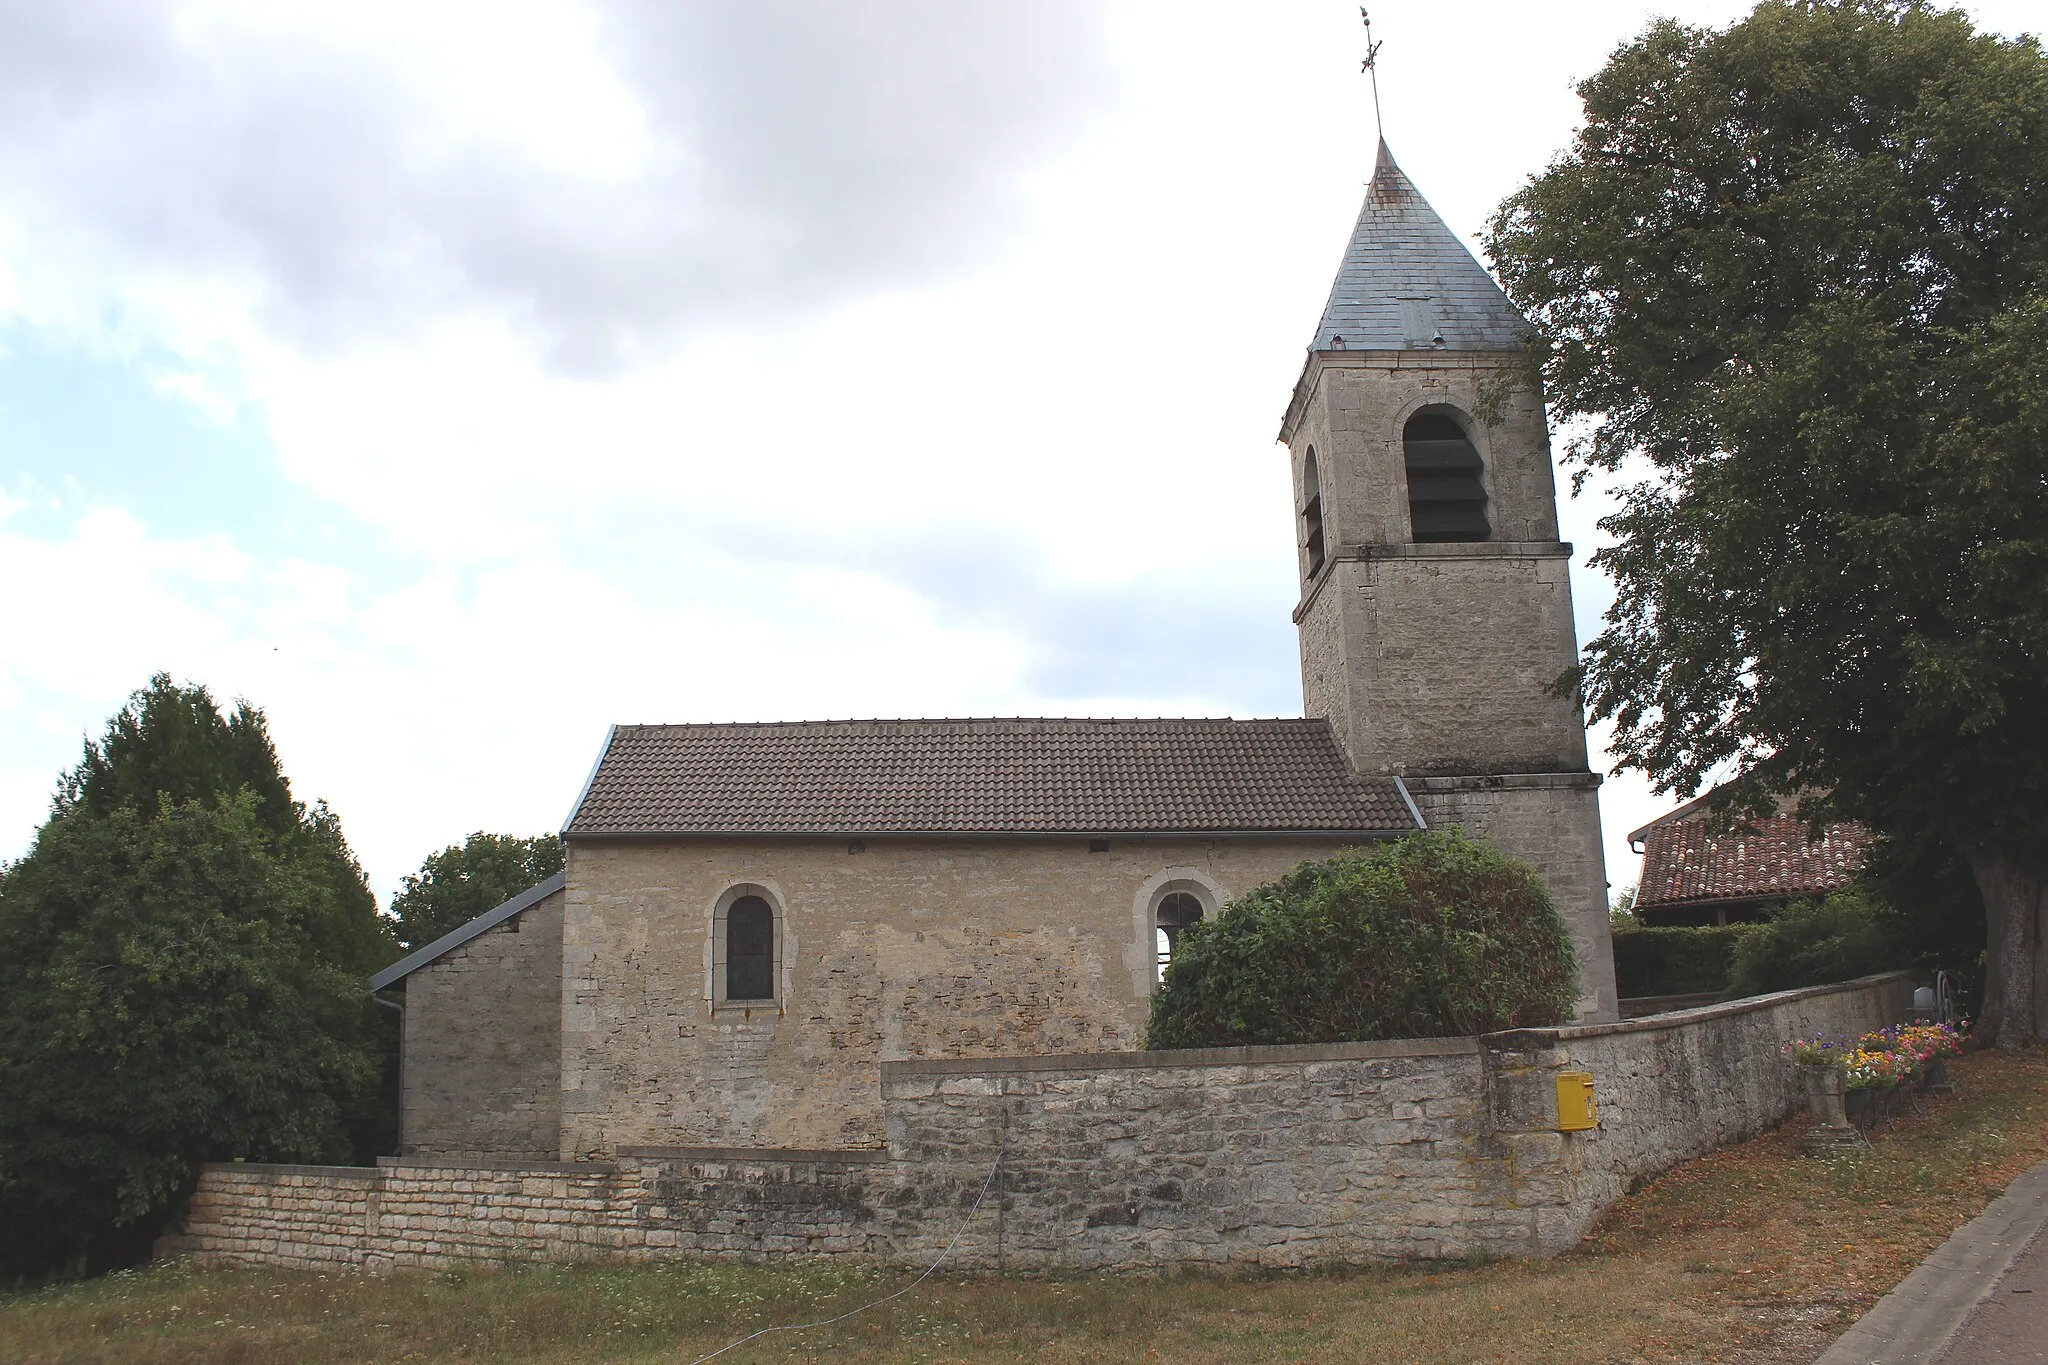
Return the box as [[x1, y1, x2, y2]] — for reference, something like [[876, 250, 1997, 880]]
[[1402, 413, 1491, 543], [1154, 888, 1208, 981], [725, 895, 776, 1001], [1301, 447, 1326, 575]]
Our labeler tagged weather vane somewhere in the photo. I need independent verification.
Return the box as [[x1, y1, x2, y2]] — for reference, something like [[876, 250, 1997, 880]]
[[1360, 8, 1384, 138]]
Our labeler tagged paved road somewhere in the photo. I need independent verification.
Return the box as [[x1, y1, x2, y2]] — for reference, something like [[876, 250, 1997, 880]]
[[1933, 1219, 2048, 1364], [1817, 1159, 2048, 1364]]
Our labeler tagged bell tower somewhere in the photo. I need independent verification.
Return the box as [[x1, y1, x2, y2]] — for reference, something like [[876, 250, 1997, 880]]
[[1280, 141, 1617, 1019]]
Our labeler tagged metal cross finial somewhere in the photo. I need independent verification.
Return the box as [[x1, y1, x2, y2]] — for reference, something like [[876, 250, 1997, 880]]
[[1360, 8, 1384, 138]]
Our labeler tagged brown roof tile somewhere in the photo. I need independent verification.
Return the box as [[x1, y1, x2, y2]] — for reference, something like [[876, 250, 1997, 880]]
[[565, 718, 1417, 837], [1636, 810, 1871, 909]]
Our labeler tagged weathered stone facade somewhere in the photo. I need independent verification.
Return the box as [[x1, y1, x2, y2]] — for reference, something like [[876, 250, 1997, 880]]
[[166, 974, 1915, 1271], [558, 836, 1368, 1157], [401, 888, 564, 1159]]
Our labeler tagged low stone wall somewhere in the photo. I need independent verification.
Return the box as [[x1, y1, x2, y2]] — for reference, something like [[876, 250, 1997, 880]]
[[164, 972, 1914, 1271], [168, 1150, 888, 1269]]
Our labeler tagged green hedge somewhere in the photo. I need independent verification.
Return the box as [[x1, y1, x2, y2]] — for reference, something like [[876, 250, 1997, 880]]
[[1610, 924, 1754, 998], [1143, 830, 1578, 1048], [1725, 891, 1902, 998]]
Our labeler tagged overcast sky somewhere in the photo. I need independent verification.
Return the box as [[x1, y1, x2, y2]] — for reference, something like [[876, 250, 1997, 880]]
[[2, 0, 2038, 905]]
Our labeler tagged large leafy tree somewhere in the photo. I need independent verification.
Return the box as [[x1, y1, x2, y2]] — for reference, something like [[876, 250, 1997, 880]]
[[389, 831, 565, 952], [1485, 1, 2048, 1044], [0, 676, 395, 1276]]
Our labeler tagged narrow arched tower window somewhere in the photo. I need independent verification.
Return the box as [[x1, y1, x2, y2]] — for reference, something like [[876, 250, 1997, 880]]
[[725, 895, 775, 1000], [1403, 413, 1491, 543], [1155, 890, 1206, 980], [1301, 447, 1326, 575]]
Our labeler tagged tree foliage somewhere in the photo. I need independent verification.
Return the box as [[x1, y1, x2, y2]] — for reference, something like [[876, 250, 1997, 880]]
[[1484, 1, 2048, 1045], [389, 832, 565, 952], [1143, 832, 1577, 1049], [0, 676, 395, 1277]]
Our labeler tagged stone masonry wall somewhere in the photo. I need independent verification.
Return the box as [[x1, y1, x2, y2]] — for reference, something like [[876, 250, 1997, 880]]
[[1490, 970, 1919, 1225], [165, 1150, 888, 1269], [166, 974, 1913, 1273], [402, 888, 564, 1158], [560, 836, 1367, 1157]]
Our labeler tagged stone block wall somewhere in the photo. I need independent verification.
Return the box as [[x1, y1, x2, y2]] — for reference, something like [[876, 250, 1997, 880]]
[[560, 836, 1367, 1157], [401, 888, 564, 1158], [875, 1039, 1545, 1268], [1507, 970, 1918, 1220], [165, 974, 1914, 1273], [164, 1150, 889, 1269]]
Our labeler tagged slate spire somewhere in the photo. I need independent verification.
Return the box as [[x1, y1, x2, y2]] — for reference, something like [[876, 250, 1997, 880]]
[[1309, 140, 1529, 353]]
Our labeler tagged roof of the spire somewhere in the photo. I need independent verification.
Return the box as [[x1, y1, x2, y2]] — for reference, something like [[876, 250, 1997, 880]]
[[1309, 140, 1529, 353]]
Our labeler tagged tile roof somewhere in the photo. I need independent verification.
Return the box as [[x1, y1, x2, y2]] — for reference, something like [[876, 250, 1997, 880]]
[[564, 718, 1418, 838], [1635, 811, 1872, 910], [1311, 140, 1530, 353]]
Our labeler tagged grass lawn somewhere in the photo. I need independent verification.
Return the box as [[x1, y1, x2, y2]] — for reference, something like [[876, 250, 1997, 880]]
[[6, 1047, 2046, 1365]]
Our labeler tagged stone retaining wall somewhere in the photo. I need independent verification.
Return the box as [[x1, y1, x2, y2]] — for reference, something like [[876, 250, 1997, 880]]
[[164, 973, 1914, 1271]]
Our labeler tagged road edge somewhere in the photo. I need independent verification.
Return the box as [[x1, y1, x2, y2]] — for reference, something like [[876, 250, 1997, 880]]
[[1814, 1155, 2048, 1365]]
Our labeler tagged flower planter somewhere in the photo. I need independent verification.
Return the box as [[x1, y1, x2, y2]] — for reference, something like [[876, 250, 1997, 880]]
[[1799, 1063, 1865, 1151]]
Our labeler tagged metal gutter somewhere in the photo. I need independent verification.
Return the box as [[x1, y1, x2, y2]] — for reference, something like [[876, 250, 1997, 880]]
[[1392, 775, 1427, 830]]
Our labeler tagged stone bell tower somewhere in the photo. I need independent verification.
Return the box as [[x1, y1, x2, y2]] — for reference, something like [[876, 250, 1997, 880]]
[[1279, 141, 1617, 1020]]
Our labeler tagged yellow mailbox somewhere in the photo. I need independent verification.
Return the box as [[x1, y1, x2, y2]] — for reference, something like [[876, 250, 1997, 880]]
[[1556, 1071, 1598, 1132]]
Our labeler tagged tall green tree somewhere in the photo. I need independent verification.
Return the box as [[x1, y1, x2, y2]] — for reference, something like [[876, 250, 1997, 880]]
[[1484, 1, 2048, 1044], [389, 832, 565, 952], [0, 677, 395, 1276]]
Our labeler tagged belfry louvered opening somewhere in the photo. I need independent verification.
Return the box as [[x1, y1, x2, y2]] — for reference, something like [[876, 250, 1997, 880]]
[[1301, 447, 1326, 576], [1402, 413, 1490, 543]]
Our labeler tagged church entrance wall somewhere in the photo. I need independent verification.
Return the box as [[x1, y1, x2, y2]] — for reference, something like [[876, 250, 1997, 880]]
[[166, 973, 1912, 1271]]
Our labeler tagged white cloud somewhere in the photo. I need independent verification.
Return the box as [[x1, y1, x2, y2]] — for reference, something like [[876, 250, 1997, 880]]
[[9, 0, 2040, 899]]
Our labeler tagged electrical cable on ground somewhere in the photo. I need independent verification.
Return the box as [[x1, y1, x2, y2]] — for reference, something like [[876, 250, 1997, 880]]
[[681, 1124, 1008, 1365]]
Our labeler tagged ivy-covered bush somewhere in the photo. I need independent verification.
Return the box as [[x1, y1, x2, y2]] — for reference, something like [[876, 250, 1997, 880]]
[[1725, 889, 1904, 999], [1142, 830, 1578, 1048]]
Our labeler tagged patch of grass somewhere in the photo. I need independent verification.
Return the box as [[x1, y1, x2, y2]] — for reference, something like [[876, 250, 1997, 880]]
[[6, 1048, 2046, 1365]]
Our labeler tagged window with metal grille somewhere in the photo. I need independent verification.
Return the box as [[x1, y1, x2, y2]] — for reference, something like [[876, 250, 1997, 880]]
[[725, 895, 775, 1001], [1301, 447, 1326, 575], [1155, 889, 1206, 980], [1402, 413, 1490, 543]]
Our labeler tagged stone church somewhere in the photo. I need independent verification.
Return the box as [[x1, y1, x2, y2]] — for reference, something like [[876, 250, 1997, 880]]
[[372, 140, 1619, 1163]]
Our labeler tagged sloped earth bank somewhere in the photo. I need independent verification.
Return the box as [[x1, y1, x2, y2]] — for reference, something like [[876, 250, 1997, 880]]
[[5, 1048, 2046, 1365]]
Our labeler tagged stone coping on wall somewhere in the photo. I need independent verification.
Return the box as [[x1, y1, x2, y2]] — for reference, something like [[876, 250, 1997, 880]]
[[615, 1145, 889, 1165], [376, 1156, 619, 1174], [201, 1162, 383, 1179], [881, 1034, 1479, 1081], [1402, 772, 1603, 793], [1488, 971, 1916, 1045]]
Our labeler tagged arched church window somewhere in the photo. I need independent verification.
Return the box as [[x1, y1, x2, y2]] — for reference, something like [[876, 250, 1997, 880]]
[[1154, 888, 1208, 981], [1402, 413, 1491, 543], [724, 894, 776, 1001], [1301, 447, 1326, 576]]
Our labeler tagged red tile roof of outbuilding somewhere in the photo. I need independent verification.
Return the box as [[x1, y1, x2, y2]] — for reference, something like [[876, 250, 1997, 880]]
[[1635, 808, 1872, 909], [564, 718, 1419, 838]]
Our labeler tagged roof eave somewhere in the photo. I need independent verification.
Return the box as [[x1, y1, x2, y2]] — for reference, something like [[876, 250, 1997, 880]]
[[369, 872, 567, 992], [563, 827, 1412, 844]]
